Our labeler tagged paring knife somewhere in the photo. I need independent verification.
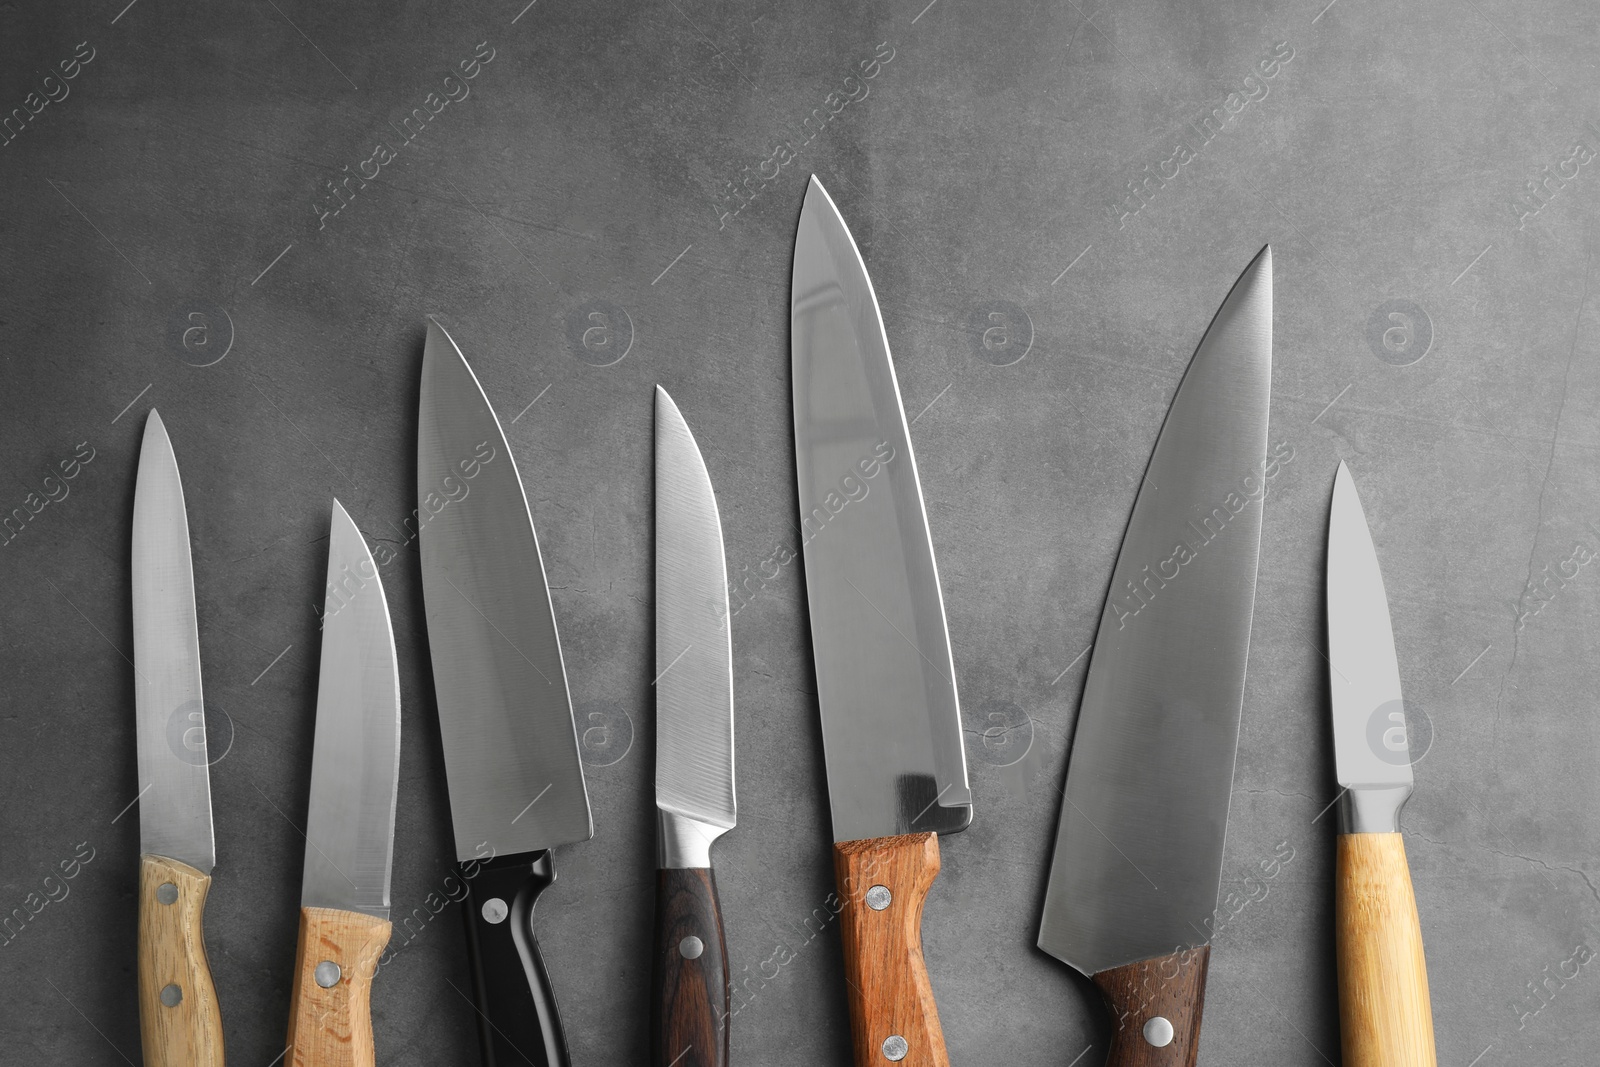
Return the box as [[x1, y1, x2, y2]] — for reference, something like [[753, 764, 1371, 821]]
[[1038, 247, 1273, 1067], [1326, 463, 1437, 1067], [283, 501, 401, 1067], [791, 176, 973, 1067], [132, 409, 225, 1067], [652, 386, 736, 1067], [418, 319, 594, 1067]]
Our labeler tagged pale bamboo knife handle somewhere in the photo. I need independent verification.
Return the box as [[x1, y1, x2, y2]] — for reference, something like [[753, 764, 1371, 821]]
[[1336, 833, 1437, 1067], [138, 854, 225, 1067], [284, 906, 392, 1067]]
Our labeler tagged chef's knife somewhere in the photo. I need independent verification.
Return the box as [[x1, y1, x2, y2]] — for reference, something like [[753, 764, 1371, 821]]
[[418, 319, 594, 1067], [791, 176, 973, 1067], [1037, 247, 1273, 1067], [132, 409, 224, 1067], [652, 386, 735, 1067], [283, 500, 401, 1067], [1326, 463, 1436, 1067]]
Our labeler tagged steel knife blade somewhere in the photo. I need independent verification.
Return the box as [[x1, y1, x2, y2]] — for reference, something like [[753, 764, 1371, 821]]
[[1037, 247, 1273, 1066], [791, 176, 970, 1067], [131, 409, 224, 1067], [418, 318, 592, 1067], [651, 385, 735, 1067], [284, 499, 402, 1067], [1327, 463, 1437, 1067]]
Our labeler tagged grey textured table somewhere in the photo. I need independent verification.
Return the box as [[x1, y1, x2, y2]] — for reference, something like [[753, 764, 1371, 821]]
[[3, 1, 1598, 1064]]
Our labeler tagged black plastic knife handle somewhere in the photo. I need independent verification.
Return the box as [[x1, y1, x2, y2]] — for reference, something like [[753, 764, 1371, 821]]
[[460, 850, 570, 1067]]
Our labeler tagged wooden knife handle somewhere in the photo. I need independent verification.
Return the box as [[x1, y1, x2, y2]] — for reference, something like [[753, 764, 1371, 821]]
[[651, 868, 730, 1067], [1336, 833, 1437, 1067], [460, 850, 571, 1067], [832, 832, 949, 1067], [138, 854, 225, 1067], [1090, 946, 1210, 1067], [284, 906, 392, 1067]]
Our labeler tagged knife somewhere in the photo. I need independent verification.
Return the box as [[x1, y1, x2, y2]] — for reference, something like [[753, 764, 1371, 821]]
[[790, 176, 973, 1067], [418, 319, 594, 1067], [132, 409, 225, 1067], [1037, 247, 1273, 1067], [283, 500, 401, 1067], [652, 386, 736, 1067], [1326, 463, 1437, 1067]]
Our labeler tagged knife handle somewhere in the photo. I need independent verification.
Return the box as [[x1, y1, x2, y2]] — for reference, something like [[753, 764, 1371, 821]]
[[1090, 946, 1209, 1067], [460, 851, 571, 1067], [1336, 833, 1437, 1067], [832, 832, 949, 1067], [137, 854, 225, 1067], [284, 907, 392, 1067], [651, 868, 730, 1067]]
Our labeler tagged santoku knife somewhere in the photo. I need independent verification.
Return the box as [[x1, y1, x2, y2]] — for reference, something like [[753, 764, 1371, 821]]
[[1038, 247, 1273, 1067], [283, 500, 402, 1067], [132, 409, 224, 1067], [1326, 463, 1437, 1067], [418, 319, 594, 1067], [791, 176, 973, 1067], [652, 386, 736, 1067]]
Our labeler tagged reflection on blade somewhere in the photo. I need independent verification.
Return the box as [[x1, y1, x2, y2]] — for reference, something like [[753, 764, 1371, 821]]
[[791, 176, 971, 843], [418, 319, 592, 862], [1039, 248, 1272, 975], [302, 501, 401, 919], [132, 409, 214, 872]]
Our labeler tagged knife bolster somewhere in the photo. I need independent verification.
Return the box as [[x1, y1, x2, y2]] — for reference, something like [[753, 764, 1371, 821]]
[[1337, 784, 1413, 835], [285, 906, 392, 1067], [657, 810, 730, 869], [138, 854, 225, 1067], [1090, 946, 1209, 1067]]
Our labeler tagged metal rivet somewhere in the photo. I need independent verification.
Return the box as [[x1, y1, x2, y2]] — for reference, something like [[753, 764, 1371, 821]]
[[1143, 1016, 1175, 1047], [156, 882, 179, 905], [882, 1034, 908, 1060], [482, 897, 509, 924], [679, 935, 704, 960], [159, 983, 182, 1007], [865, 885, 892, 911], [314, 961, 341, 988]]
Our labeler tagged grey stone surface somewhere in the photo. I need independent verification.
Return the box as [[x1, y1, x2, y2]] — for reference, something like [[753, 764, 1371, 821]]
[[2, 1, 1598, 1064]]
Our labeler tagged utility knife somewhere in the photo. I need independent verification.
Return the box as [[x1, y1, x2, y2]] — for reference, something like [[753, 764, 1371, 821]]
[[1037, 248, 1273, 1067], [418, 319, 594, 1067], [132, 409, 224, 1067], [1326, 463, 1437, 1067], [791, 176, 973, 1067], [651, 386, 736, 1067], [283, 500, 402, 1067]]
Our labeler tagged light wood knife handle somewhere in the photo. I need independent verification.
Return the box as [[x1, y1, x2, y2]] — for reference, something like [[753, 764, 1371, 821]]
[[833, 832, 949, 1067], [138, 854, 225, 1067], [1336, 833, 1437, 1067], [284, 906, 392, 1067], [1090, 946, 1209, 1067]]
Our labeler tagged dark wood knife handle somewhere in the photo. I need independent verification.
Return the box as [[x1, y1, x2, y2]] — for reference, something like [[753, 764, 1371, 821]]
[[460, 851, 570, 1067], [1091, 946, 1210, 1067], [832, 832, 949, 1067], [651, 868, 730, 1067]]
